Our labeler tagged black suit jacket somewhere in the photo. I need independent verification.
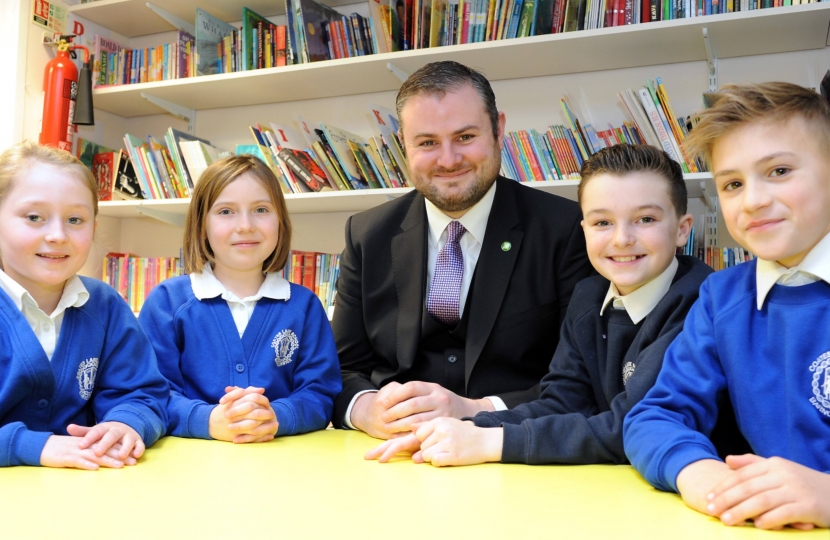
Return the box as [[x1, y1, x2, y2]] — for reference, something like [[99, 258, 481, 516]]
[[331, 177, 593, 427]]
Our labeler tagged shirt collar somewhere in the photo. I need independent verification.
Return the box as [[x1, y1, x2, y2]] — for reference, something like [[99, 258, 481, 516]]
[[0, 268, 89, 315], [755, 230, 830, 310], [190, 263, 291, 302], [424, 181, 497, 249], [600, 257, 679, 324]]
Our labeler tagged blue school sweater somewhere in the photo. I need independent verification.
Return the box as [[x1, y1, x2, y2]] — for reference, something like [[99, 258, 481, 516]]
[[139, 276, 342, 439], [624, 259, 830, 492], [0, 278, 169, 467], [472, 255, 712, 464]]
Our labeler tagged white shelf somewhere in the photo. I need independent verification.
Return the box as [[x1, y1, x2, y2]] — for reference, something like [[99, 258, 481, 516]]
[[97, 174, 712, 221], [69, 0, 356, 38], [90, 4, 830, 118]]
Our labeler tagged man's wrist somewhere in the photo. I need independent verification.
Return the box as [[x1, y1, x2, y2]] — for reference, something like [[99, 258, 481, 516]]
[[345, 390, 377, 431], [477, 397, 496, 413]]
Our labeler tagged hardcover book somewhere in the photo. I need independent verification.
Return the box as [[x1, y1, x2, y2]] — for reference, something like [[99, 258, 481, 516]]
[[196, 8, 237, 76]]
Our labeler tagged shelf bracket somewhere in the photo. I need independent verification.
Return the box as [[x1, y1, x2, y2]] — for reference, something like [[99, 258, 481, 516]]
[[700, 180, 716, 214], [145, 2, 196, 35], [140, 92, 195, 133], [387, 63, 409, 83], [135, 206, 186, 228], [702, 27, 718, 93]]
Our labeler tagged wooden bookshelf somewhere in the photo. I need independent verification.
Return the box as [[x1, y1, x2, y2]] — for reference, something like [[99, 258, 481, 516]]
[[90, 4, 830, 118], [69, 0, 357, 38], [97, 174, 714, 223]]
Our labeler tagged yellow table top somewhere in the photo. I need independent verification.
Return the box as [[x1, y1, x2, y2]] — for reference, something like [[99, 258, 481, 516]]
[[0, 430, 820, 539]]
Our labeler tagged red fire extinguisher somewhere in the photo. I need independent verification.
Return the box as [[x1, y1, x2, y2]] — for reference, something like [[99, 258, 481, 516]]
[[40, 35, 94, 152]]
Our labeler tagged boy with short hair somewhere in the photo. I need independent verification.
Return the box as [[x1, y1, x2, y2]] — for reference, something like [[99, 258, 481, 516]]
[[624, 82, 830, 530], [365, 144, 713, 466]]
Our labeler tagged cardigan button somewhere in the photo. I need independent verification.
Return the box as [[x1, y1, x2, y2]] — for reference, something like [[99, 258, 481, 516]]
[[235, 363, 245, 373], [37, 399, 49, 408], [448, 355, 458, 364]]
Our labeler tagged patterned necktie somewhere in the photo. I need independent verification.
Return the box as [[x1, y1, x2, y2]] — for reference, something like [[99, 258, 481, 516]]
[[427, 221, 467, 325]]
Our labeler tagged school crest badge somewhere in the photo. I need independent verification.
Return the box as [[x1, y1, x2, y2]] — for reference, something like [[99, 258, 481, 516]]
[[76, 358, 99, 401], [622, 362, 636, 385], [271, 329, 299, 367], [809, 351, 830, 418]]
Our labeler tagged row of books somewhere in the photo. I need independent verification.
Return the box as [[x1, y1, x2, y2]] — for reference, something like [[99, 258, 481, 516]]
[[245, 105, 410, 194], [500, 77, 702, 182], [707, 246, 756, 270], [92, 32, 195, 87], [500, 123, 643, 182], [103, 254, 185, 313], [102, 250, 340, 314], [120, 129, 225, 200], [89, 102, 408, 200], [277, 251, 341, 314], [93, 2, 379, 87]]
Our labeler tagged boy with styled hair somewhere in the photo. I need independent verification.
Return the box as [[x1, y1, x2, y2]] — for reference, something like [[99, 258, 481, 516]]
[[365, 144, 714, 466], [624, 82, 830, 530]]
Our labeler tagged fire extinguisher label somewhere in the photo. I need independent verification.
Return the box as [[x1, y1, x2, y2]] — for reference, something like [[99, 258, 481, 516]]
[[64, 79, 77, 100]]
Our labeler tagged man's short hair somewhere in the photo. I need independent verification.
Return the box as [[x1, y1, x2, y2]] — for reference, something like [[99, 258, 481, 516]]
[[684, 81, 830, 165], [395, 61, 500, 139], [578, 144, 687, 217]]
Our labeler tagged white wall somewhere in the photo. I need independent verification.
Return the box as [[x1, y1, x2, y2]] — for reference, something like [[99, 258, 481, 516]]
[[0, 0, 28, 149]]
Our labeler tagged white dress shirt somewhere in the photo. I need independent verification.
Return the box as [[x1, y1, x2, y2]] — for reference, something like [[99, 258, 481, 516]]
[[0, 268, 89, 361], [345, 182, 506, 430], [755, 230, 830, 310], [190, 263, 291, 336], [599, 257, 679, 324]]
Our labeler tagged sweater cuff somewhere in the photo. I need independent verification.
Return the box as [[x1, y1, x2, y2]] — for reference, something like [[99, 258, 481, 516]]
[[499, 423, 529, 464], [662, 443, 722, 493], [469, 412, 500, 428], [15, 428, 53, 466], [188, 403, 215, 440], [272, 401, 296, 437]]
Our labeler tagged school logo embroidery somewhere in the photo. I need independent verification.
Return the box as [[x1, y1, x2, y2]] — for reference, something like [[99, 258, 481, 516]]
[[271, 329, 299, 367], [76, 358, 99, 401], [622, 362, 636, 385], [809, 351, 830, 418]]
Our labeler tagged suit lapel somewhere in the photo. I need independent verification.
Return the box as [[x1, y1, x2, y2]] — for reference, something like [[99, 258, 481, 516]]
[[465, 178, 523, 385], [391, 194, 428, 374]]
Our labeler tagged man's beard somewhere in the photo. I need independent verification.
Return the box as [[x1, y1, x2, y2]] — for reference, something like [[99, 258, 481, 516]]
[[412, 148, 500, 213]]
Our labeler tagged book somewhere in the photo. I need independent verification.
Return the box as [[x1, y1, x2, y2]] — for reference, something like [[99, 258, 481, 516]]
[[92, 35, 125, 87], [112, 150, 143, 200], [365, 103, 410, 185], [196, 8, 237, 76], [179, 140, 223, 185], [319, 123, 370, 189], [241, 7, 273, 71], [76, 138, 114, 170], [92, 151, 117, 201], [278, 148, 333, 191]]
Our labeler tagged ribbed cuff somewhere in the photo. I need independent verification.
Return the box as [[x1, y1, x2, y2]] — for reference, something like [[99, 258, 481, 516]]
[[188, 403, 215, 440], [272, 401, 296, 437], [15, 428, 53, 466], [499, 422, 528, 464]]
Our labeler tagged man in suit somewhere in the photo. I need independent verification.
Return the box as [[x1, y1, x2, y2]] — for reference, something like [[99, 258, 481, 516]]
[[332, 61, 593, 439]]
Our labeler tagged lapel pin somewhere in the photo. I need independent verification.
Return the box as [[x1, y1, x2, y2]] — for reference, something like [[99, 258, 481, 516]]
[[501, 241, 512, 252]]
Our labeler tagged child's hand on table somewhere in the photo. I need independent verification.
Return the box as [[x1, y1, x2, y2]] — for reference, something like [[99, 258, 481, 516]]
[[365, 417, 502, 466], [210, 386, 279, 443], [40, 421, 144, 470], [705, 454, 830, 530]]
